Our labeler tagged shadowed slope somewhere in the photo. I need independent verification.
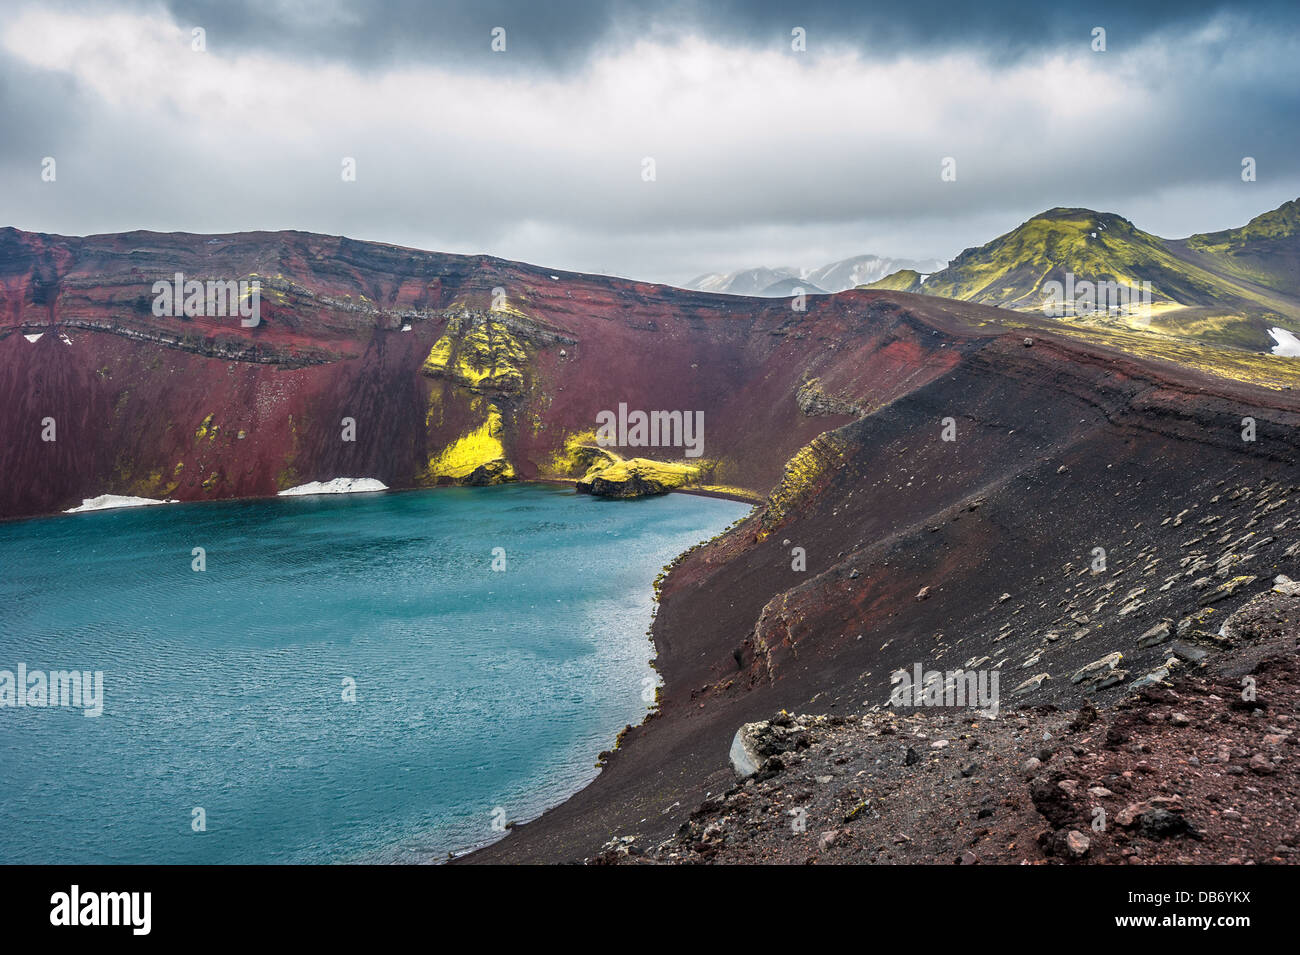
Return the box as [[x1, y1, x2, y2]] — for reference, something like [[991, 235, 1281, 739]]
[[466, 318, 1300, 862]]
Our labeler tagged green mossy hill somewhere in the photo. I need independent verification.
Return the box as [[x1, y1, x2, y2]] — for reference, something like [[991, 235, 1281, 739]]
[[898, 199, 1300, 364], [577, 458, 704, 498], [1184, 198, 1300, 297], [1189, 198, 1300, 249], [859, 268, 924, 293], [922, 208, 1229, 310]]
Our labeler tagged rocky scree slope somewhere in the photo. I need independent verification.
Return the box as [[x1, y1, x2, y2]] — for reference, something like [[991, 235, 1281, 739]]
[[598, 586, 1299, 865], [464, 279, 1300, 862]]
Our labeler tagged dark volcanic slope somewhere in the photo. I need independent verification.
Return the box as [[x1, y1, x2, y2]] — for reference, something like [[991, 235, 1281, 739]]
[[466, 322, 1300, 863], [601, 591, 1300, 865]]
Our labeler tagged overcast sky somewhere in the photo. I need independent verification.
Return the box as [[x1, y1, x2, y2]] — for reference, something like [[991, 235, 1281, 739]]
[[2, 0, 1298, 285]]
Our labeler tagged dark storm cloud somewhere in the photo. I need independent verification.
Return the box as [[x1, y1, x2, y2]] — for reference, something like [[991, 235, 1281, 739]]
[[0, 0, 1298, 284], [124, 0, 1300, 70]]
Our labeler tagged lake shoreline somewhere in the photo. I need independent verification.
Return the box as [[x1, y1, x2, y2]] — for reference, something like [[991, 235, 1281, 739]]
[[1, 478, 760, 525]]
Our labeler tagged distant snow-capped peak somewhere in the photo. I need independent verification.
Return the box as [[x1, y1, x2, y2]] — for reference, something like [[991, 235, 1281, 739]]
[[684, 253, 945, 297]]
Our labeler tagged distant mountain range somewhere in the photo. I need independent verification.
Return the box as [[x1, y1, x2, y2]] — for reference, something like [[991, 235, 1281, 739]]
[[862, 199, 1300, 353], [686, 253, 946, 297]]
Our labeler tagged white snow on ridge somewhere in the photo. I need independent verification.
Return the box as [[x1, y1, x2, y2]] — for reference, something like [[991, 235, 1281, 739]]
[[685, 254, 946, 297], [23, 332, 43, 343], [66, 494, 178, 514], [1268, 327, 1300, 357], [277, 478, 389, 496]]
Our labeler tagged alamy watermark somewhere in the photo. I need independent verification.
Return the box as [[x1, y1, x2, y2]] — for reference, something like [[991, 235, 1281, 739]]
[[152, 272, 260, 327], [50, 885, 150, 935], [0, 664, 104, 717], [595, 403, 704, 458], [1041, 273, 1152, 318], [890, 663, 1000, 717]]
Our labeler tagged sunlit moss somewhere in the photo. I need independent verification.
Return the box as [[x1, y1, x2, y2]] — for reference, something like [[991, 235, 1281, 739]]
[[861, 269, 924, 292], [545, 429, 614, 479], [578, 457, 703, 496], [760, 432, 847, 535], [421, 317, 528, 394], [697, 485, 764, 502], [422, 404, 515, 484]]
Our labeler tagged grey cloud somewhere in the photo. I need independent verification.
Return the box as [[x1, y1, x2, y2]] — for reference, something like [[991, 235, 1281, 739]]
[[149, 0, 1300, 70], [0, 1, 1297, 286]]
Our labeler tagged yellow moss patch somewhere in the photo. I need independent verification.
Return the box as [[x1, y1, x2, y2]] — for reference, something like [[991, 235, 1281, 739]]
[[422, 317, 528, 394], [129, 468, 180, 499], [697, 485, 764, 502], [424, 385, 444, 428], [588, 458, 699, 484], [545, 429, 616, 479], [761, 433, 847, 534], [423, 405, 515, 483], [578, 457, 704, 497], [276, 466, 300, 491]]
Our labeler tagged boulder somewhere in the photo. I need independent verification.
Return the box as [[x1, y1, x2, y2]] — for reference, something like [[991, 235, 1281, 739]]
[[1136, 620, 1173, 648], [728, 716, 810, 779], [1071, 651, 1123, 684], [1012, 673, 1051, 697], [1199, 575, 1258, 606], [729, 722, 767, 778]]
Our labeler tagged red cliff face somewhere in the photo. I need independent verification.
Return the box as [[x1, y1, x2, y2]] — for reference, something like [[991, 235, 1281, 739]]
[[0, 226, 968, 518]]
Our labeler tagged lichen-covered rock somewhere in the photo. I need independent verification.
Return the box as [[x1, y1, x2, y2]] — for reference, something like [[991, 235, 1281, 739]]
[[422, 404, 516, 485], [1200, 575, 1259, 605], [796, 378, 862, 417], [1012, 672, 1051, 696], [577, 458, 702, 498], [420, 308, 535, 395]]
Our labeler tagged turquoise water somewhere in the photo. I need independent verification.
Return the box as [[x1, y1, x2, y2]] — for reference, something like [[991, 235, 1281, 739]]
[[0, 485, 747, 864]]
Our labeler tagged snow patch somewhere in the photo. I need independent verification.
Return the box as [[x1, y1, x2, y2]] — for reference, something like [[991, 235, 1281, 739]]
[[66, 494, 178, 514], [23, 332, 43, 343], [277, 477, 388, 497], [1268, 327, 1300, 357]]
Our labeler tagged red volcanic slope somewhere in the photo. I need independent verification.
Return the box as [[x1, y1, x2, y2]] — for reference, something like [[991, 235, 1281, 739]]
[[1, 227, 969, 518]]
